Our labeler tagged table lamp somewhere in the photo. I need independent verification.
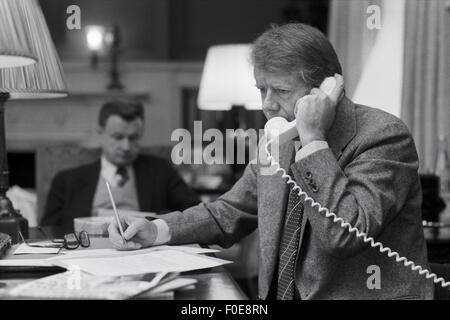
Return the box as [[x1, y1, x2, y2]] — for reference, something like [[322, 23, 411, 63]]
[[197, 44, 261, 179], [198, 44, 261, 112], [0, 0, 68, 241], [0, 0, 38, 68]]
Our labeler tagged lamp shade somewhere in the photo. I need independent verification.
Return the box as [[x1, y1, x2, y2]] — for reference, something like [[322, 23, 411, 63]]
[[197, 44, 261, 110], [0, 0, 68, 99], [0, 0, 38, 68]]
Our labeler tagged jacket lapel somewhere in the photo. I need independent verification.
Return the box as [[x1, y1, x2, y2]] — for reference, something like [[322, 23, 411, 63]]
[[295, 97, 357, 247], [258, 142, 295, 299], [326, 97, 357, 160]]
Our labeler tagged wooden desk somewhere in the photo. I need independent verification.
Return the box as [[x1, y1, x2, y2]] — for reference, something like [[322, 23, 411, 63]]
[[0, 228, 247, 300]]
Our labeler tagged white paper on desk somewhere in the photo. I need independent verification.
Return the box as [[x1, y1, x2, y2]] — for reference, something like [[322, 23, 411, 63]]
[[0, 259, 53, 267], [6, 270, 168, 300], [46, 247, 160, 261], [13, 244, 61, 255], [46, 245, 219, 262], [52, 249, 231, 277], [146, 278, 197, 295], [152, 245, 220, 255]]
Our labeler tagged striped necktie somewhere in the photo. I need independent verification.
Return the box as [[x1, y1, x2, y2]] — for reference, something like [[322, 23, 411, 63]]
[[116, 166, 129, 187], [276, 180, 304, 300]]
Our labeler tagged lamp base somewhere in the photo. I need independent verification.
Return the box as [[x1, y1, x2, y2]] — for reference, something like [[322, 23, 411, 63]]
[[0, 193, 16, 216], [0, 93, 29, 243], [0, 194, 29, 243]]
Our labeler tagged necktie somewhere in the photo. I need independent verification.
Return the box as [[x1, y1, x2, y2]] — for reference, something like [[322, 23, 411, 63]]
[[276, 181, 304, 300], [116, 166, 129, 187]]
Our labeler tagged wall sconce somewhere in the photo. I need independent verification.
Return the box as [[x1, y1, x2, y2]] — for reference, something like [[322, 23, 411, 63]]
[[86, 24, 124, 91], [86, 25, 105, 68]]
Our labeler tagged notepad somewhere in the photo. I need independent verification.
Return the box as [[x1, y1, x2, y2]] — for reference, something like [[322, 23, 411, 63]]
[[52, 249, 231, 276]]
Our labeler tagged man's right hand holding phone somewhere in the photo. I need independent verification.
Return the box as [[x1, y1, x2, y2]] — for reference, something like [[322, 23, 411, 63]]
[[294, 74, 345, 147]]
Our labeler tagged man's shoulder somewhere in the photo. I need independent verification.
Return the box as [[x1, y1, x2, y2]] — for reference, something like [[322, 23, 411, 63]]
[[353, 103, 411, 137], [135, 154, 173, 169], [54, 160, 100, 180]]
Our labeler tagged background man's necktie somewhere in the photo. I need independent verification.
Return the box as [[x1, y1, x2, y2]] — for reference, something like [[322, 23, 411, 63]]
[[276, 181, 304, 300], [116, 166, 129, 187]]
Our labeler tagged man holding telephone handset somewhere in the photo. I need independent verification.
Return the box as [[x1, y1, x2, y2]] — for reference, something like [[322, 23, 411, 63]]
[[109, 23, 433, 300]]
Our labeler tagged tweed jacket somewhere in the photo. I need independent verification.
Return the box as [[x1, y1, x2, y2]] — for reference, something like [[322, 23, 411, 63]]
[[161, 97, 434, 300]]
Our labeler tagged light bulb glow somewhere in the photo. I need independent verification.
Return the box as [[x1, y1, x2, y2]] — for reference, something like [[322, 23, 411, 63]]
[[86, 26, 105, 51]]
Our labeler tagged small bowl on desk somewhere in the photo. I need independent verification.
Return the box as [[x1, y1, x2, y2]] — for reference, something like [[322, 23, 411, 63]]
[[73, 217, 113, 237]]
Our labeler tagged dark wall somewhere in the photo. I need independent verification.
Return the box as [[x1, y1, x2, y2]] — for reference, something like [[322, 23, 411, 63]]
[[8, 153, 35, 188], [40, 0, 329, 61]]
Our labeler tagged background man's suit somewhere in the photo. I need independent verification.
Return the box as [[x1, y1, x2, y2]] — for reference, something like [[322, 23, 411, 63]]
[[158, 98, 434, 300], [42, 155, 200, 231]]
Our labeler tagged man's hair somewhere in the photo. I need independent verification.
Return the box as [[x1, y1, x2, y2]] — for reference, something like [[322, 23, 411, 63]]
[[98, 100, 144, 127], [251, 23, 342, 89]]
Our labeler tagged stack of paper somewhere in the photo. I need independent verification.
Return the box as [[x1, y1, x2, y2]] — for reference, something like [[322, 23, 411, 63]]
[[51, 249, 231, 276], [0, 245, 230, 299], [5, 271, 171, 299]]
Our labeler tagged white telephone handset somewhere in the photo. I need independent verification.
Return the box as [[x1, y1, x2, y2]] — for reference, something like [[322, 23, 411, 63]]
[[263, 76, 450, 291], [264, 76, 337, 145]]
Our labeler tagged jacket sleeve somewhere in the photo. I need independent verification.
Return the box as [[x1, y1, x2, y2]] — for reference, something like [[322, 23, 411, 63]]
[[159, 161, 259, 248], [41, 172, 66, 226], [291, 120, 420, 258]]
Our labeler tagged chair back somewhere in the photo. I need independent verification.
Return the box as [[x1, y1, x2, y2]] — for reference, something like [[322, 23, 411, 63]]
[[430, 263, 450, 300]]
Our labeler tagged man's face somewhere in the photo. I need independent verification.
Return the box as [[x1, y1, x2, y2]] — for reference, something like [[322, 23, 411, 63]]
[[98, 115, 144, 166], [254, 68, 310, 122]]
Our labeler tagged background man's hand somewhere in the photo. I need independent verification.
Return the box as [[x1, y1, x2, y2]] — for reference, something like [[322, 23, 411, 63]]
[[295, 74, 345, 146], [108, 216, 158, 250]]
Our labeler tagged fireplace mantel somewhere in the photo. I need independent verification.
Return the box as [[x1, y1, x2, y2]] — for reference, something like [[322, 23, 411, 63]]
[[5, 60, 203, 152], [5, 92, 150, 151]]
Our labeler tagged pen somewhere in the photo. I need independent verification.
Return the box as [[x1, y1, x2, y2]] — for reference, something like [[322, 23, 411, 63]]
[[18, 230, 26, 243], [105, 181, 126, 242]]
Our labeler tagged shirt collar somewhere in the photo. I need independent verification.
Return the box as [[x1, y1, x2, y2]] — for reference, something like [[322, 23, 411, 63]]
[[101, 156, 130, 186]]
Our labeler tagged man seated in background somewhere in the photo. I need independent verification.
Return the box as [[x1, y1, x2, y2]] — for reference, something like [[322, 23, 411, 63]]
[[41, 100, 199, 230]]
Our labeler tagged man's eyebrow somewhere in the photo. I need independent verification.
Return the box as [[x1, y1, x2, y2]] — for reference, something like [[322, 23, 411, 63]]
[[271, 84, 293, 90]]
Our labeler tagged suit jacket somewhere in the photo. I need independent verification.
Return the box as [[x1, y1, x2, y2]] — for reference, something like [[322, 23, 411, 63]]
[[160, 97, 434, 300], [42, 155, 200, 231]]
